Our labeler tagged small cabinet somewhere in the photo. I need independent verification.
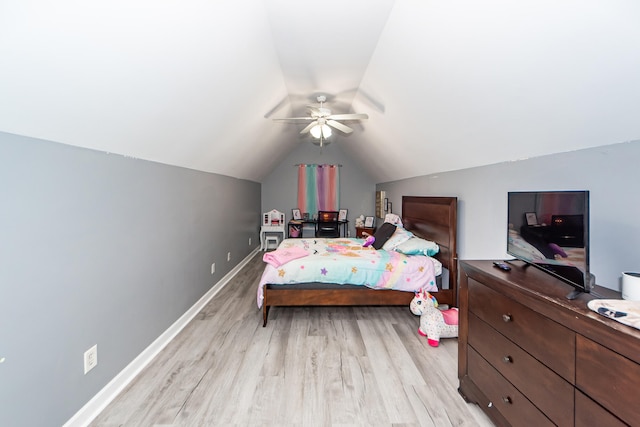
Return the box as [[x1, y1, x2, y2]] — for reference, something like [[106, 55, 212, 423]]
[[355, 226, 375, 238]]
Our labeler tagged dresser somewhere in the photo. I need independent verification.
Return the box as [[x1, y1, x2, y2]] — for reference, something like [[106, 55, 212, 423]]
[[458, 260, 640, 426]]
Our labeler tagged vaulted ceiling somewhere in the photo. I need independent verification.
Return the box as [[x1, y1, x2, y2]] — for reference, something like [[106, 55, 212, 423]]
[[2, 1, 639, 183]]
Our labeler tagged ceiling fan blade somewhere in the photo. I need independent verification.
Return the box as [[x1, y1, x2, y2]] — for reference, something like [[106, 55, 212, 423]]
[[300, 121, 318, 134], [327, 113, 368, 121], [326, 120, 353, 134], [273, 117, 315, 121], [307, 106, 331, 118]]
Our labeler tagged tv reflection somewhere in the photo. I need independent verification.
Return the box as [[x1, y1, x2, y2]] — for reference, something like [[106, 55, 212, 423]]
[[507, 191, 588, 288]]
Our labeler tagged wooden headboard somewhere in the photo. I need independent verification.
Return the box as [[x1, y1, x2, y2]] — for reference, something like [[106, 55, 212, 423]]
[[402, 196, 458, 305]]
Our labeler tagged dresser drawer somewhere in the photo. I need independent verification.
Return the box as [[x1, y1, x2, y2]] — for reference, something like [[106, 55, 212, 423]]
[[576, 335, 640, 425], [468, 347, 554, 427], [469, 313, 574, 426], [575, 390, 626, 427], [468, 278, 575, 382]]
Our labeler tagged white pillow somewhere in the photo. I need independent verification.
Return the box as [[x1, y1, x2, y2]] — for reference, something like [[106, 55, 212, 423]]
[[394, 236, 440, 256], [381, 227, 414, 251]]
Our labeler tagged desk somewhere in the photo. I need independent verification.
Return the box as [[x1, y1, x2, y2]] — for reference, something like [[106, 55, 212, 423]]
[[288, 220, 349, 238], [260, 224, 285, 250]]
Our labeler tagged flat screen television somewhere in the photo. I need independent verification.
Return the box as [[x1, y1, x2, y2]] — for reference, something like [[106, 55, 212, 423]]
[[507, 190, 591, 298]]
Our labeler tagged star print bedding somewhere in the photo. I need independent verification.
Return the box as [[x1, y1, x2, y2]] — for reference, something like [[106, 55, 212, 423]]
[[257, 238, 439, 308]]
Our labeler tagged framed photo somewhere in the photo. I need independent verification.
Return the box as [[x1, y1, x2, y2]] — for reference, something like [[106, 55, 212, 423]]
[[292, 209, 302, 220], [525, 212, 538, 226], [376, 191, 386, 218], [364, 216, 375, 228], [338, 209, 348, 221]]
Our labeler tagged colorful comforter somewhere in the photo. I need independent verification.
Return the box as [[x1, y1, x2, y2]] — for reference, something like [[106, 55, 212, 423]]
[[257, 238, 439, 308]]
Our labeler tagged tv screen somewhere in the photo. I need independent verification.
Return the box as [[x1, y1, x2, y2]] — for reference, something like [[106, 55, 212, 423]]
[[507, 191, 591, 297]]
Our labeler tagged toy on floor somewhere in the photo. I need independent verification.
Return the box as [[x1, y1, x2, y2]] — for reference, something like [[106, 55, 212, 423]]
[[410, 289, 459, 347]]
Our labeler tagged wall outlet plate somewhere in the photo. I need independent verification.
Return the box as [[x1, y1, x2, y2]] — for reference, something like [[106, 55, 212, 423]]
[[84, 345, 98, 374]]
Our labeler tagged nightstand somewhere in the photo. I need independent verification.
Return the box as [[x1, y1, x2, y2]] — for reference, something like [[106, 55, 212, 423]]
[[355, 226, 375, 238]]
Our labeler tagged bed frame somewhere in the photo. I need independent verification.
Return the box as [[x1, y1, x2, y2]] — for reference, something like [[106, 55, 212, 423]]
[[261, 196, 458, 326]]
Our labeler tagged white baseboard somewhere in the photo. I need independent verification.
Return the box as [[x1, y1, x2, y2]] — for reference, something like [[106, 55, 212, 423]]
[[63, 248, 261, 427]]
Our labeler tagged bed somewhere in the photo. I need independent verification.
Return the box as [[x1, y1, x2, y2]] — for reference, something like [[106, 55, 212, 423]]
[[258, 196, 458, 326]]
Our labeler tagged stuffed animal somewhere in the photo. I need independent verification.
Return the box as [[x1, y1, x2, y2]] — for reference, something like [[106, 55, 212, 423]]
[[410, 289, 459, 347], [362, 234, 375, 247]]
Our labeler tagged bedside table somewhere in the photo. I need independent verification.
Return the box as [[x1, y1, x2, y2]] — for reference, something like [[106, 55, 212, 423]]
[[355, 226, 376, 238]]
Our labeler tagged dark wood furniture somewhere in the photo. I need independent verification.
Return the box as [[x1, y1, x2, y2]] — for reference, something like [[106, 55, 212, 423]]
[[355, 226, 376, 237], [315, 210, 340, 238], [458, 260, 640, 426], [262, 196, 458, 326]]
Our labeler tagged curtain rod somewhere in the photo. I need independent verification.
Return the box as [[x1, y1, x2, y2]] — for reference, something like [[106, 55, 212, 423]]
[[294, 163, 342, 167]]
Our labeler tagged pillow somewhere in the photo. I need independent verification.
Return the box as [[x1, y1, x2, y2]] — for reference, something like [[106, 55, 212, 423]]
[[371, 222, 397, 250], [394, 236, 440, 256], [381, 227, 414, 251]]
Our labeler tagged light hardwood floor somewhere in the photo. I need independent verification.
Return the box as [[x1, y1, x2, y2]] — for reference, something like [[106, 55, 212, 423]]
[[91, 252, 494, 426]]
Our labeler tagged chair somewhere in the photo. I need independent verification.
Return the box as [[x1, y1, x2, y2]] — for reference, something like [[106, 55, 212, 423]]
[[315, 210, 340, 238], [265, 235, 280, 250], [260, 209, 285, 250]]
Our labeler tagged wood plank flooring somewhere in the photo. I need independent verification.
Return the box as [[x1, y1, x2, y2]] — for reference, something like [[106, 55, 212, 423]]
[[90, 252, 494, 426]]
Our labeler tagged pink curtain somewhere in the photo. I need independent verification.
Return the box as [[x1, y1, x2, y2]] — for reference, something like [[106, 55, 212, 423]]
[[297, 164, 340, 216]]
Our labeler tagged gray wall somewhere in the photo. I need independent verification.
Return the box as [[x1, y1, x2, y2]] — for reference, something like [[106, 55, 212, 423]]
[[0, 132, 261, 427], [261, 140, 376, 237], [378, 140, 640, 292]]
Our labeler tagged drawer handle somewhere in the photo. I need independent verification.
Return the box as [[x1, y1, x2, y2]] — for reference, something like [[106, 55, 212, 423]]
[[502, 314, 512, 323], [502, 396, 512, 404], [502, 355, 512, 363]]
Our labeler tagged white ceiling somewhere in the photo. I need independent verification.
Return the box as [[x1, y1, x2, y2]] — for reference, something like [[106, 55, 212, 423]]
[[2, 0, 639, 183]]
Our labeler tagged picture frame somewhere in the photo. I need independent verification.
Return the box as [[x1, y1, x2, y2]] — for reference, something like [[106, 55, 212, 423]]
[[338, 209, 348, 221], [292, 209, 302, 220], [376, 190, 386, 218], [364, 216, 375, 228], [525, 212, 538, 226]]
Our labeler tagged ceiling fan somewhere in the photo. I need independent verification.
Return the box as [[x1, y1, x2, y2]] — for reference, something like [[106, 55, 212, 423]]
[[273, 95, 368, 147]]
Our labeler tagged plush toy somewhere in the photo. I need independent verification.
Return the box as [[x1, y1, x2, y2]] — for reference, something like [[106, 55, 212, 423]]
[[410, 289, 459, 347], [362, 234, 375, 247]]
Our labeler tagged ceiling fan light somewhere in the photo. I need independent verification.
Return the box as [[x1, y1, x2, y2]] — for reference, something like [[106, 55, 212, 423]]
[[310, 124, 322, 138], [310, 124, 331, 139]]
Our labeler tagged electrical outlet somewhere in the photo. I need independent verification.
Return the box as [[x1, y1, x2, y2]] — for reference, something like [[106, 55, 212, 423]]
[[84, 345, 98, 374], [211, 262, 215, 274], [227, 252, 231, 261]]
